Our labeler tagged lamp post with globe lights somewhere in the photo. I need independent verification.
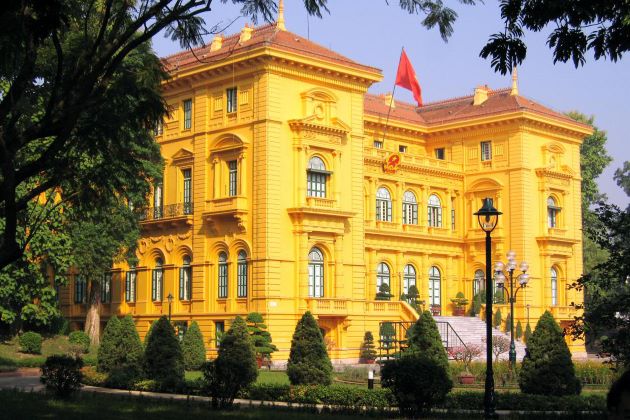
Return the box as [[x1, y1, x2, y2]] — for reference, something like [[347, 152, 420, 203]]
[[474, 198, 502, 419], [493, 251, 531, 370]]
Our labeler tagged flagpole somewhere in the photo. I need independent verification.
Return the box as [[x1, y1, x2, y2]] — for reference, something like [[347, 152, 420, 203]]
[[382, 47, 405, 143]]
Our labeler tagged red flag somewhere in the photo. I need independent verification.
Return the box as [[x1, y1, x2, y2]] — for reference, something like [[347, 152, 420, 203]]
[[395, 49, 422, 107]]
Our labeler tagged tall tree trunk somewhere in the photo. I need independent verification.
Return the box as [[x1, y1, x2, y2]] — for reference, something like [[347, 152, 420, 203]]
[[85, 280, 101, 347]]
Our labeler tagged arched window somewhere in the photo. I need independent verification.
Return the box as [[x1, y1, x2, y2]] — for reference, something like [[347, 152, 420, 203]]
[[308, 248, 324, 298], [307, 156, 329, 198], [377, 262, 391, 293], [473, 269, 484, 296], [429, 266, 441, 308], [402, 190, 418, 225], [428, 194, 442, 227], [179, 255, 192, 301], [403, 264, 416, 295], [152, 258, 163, 301], [547, 196, 561, 228], [551, 267, 558, 306], [376, 187, 392, 222], [218, 252, 228, 298], [237, 251, 248, 298], [125, 263, 136, 303]]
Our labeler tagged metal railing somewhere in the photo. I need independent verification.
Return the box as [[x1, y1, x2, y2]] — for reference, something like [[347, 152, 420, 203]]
[[139, 202, 193, 221], [435, 321, 468, 355]]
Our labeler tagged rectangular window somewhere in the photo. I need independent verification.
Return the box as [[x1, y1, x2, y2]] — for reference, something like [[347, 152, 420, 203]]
[[183, 169, 192, 214], [376, 199, 392, 222], [399, 145, 407, 153], [218, 264, 228, 298], [152, 268, 163, 301], [373, 140, 383, 149], [215, 321, 225, 347], [480, 141, 492, 161], [228, 160, 238, 196], [435, 148, 445, 160], [125, 270, 136, 303], [307, 172, 327, 197], [402, 203, 418, 225], [451, 208, 455, 231], [179, 266, 192, 301], [101, 273, 111, 304], [183, 99, 192, 130], [74, 276, 87, 304], [226, 87, 237, 113], [153, 183, 163, 219], [154, 120, 163, 136], [551, 280, 558, 306], [237, 262, 248, 298]]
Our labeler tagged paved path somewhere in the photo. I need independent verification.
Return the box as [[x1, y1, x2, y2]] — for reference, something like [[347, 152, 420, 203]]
[[0, 375, 43, 391]]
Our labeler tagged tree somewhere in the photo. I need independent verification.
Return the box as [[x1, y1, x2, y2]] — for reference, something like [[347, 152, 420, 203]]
[[407, 310, 448, 368], [516, 320, 523, 340], [144, 315, 184, 390], [504, 312, 512, 334], [483, 334, 510, 363], [117, 315, 144, 374], [181, 321, 206, 370], [480, 1, 630, 74], [524, 323, 532, 344], [493, 308, 502, 329], [520, 311, 581, 396], [245, 312, 277, 363], [97, 315, 143, 376], [97, 316, 121, 373], [203, 316, 257, 408], [360, 331, 377, 362], [286, 311, 332, 386], [615, 161, 630, 198]]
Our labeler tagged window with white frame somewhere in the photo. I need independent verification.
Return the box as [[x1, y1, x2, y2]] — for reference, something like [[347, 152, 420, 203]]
[[153, 182, 163, 219], [183, 99, 192, 130], [373, 140, 383, 149], [218, 252, 228, 298], [226, 87, 237, 113], [307, 156, 328, 198], [237, 251, 248, 298], [101, 272, 111, 304], [152, 258, 163, 301], [183, 169, 192, 214], [429, 266, 441, 307], [473, 269, 484, 296], [75, 275, 87, 304], [228, 160, 238, 196], [308, 248, 324, 298], [125, 264, 136, 303], [376, 187, 392, 222], [547, 196, 561, 228], [551, 267, 558, 306], [402, 190, 418, 225], [480, 141, 492, 161], [403, 264, 416, 295], [427, 194, 442, 227], [376, 262, 390, 293], [179, 255, 192, 301], [451, 198, 456, 230]]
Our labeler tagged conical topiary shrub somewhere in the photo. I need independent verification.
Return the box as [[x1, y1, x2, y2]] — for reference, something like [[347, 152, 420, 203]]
[[516, 320, 523, 340], [118, 315, 144, 372], [246, 312, 277, 364], [97, 316, 121, 373], [519, 311, 581, 396], [493, 308, 502, 329], [182, 321, 206, 370], [360, 331, 377, 363], [144, 315, 184, 390], [504, 313, 512, 334], [524, 323, 532, 343], [407, 310, 448, 368], [286, 311, 332, 385]]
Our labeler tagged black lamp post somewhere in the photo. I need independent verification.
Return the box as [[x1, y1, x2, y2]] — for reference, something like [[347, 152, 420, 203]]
[[167, 293, 173, 323], [474, 198, 501, 419], [493, 251, 530, 370]]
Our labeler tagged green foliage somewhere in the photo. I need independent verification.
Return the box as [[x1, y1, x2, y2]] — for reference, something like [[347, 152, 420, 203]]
[[359, 331, 377, 361], [181, 321, 206, 371], [381, 354, 453, 416], [375, 282, 392, 300], [470, 291, 483, 316], [615, 161, 630, 197], [504, 312, 512, 334], [40, 355, 83, 398], [19, 331, 42, 354], [524, 323, 532, 343], [407, 310, 448, 368], [203, 316, 257, 408], [450, 291, 468, 306], [515, 320, 523, 340], [519, 311, 581, 396], [493, 308, 502, 329], [68, 331, 90, 354], [286, 311, 332, 386], [442, 391, 605, 412], [245, 312, 277, 360], [97, 316, 121, 373], [144, 316, 184, 390], [97, 315, 143, 381]]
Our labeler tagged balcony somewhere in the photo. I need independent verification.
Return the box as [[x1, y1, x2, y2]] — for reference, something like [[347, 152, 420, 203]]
[[306, 298, 349, 317], [203, 196, 248, 232], [139, 203, 193, 228]]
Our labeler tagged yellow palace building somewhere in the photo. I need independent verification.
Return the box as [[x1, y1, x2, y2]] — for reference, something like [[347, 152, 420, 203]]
[[60, 10, 591, 360]]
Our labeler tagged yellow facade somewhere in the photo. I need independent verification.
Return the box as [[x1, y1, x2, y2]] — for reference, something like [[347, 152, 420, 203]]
[[60, 20, 591, 360]]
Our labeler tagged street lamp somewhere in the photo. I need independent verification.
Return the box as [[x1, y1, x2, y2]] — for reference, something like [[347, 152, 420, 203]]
[[474, 198, 501, 419], [167, 293, 173, 323], [493, 251, 530, 370]]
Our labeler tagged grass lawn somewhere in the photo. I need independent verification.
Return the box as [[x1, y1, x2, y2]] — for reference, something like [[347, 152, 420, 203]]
[[185, 370, 290, 386], [0, 335, 97, 369]]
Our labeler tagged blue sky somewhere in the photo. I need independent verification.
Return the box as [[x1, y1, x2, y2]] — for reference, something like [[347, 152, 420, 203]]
[[152, 0, 629, 208]]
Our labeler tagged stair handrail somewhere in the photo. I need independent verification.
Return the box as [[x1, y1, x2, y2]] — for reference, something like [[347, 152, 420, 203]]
[[435, 321, 468, 355]]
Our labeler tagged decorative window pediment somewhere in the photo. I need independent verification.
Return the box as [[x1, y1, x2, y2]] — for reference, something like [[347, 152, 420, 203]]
[[171, 148, 194, 166]]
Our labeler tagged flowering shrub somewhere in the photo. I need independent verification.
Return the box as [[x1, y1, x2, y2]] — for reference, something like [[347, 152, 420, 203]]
[[448, 344, 483, 373]]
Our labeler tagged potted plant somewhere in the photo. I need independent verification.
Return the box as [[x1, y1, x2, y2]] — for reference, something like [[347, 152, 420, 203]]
[[430, 304, 441, 316], [360, 331, 377, 364], [375, 282, 392, 301], [450, 292, 469, 316], [449, 344, 483, 384]]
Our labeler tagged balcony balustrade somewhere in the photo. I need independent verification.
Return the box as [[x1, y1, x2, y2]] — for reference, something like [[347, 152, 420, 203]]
[[139, 203, 193, 227]]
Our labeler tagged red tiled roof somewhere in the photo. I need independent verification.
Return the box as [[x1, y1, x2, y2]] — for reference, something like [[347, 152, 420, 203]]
[[365, 88, 591, 130], [162, 23, 380, 75]]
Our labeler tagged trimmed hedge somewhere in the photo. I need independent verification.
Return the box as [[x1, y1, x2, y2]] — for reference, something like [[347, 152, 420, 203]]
[[444, 391, 605, 412], [40, 355, 83, 397], [19, 332, 42, 354], [68, 331, 90, 353]]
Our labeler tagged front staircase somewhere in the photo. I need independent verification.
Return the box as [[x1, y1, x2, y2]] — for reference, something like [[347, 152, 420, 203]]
[[434, 316, 527, 361]]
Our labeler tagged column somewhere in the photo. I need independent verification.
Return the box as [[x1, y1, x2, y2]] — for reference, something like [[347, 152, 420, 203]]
[[333, 150, 341, 203], [445, 190, 452, 231], [212, 157, 220, 199], [297, 145, 309, 206], [420, 186, 428, 228], [395, 181, 403, 225], [334, 234, 344, 297], [238, 151, 247, 196], [298, 231, 309, 309]]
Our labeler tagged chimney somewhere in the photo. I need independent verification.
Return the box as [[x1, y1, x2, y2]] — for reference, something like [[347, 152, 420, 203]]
[[384, 92, 395, 109], [239, 24, 253, 43], [210, 35, 223, 51], [473, 85, 489, 105]]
